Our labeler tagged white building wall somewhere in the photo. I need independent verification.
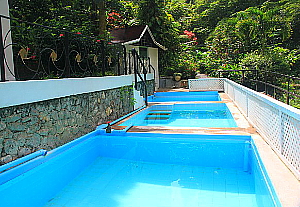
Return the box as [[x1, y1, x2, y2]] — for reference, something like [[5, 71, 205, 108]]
[[148, 47, 159, 90], [0, 0, 15, 80], [123, 45, 159, 90]]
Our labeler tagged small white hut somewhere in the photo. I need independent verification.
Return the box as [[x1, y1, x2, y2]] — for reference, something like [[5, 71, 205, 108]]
[[110, 25, 167, 89]]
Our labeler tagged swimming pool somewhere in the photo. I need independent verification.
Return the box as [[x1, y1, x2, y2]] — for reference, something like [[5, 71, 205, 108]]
[[148, 91, 221, 102], [119, 103, 237, 128], [0, 132, 280, 207]]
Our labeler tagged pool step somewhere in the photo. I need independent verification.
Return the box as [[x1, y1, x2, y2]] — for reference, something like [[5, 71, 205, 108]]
[[148, 112, 171, 116], [144, 110, 171, 121], [150, 110, 172, 112], [144, 116, 170, 120]]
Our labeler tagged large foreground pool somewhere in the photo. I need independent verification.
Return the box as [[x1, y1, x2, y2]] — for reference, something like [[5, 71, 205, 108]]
[[0, 132, 280, 207]]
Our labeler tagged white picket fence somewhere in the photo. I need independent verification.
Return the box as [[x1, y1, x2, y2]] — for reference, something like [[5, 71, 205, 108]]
[[189, 78, 225, 91], [189, 78, 300, 180]]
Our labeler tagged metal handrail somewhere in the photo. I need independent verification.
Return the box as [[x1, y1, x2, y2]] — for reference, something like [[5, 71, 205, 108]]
[[217, 69, 300, 81], [216, 69, 300, 106], [131, 49, 148, 106], [148, 59, 156, 91]]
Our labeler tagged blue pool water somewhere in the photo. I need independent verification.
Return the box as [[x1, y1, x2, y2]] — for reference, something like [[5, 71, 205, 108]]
[[120, 103, 237, 128], [148, 91, 221, 102], [0, 133, 280, 207]]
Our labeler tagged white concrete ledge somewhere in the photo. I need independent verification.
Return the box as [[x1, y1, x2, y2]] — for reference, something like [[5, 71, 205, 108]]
[[225, 79, 300, 120], [0, 74, 154, 108]]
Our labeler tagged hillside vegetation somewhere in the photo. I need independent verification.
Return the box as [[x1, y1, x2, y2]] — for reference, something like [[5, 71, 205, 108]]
[[9, 0, 300, 77]]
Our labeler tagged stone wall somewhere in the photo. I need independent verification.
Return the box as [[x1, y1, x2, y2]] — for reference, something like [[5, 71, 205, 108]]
[[0, 86, 134, 164]]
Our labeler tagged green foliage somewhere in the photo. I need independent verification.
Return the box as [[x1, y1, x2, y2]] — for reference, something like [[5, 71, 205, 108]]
[[120, 86, 136, 106], [8, 0, 300, 80], [138, 0, 182, 74], [204, 1, 299, 76], [191, 0, 269, 44], [240, 48, 300, 74]]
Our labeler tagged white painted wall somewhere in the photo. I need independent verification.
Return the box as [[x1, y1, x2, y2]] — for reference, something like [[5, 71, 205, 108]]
[[133, 89, 145, 110], [0, 74, 154, 108], [125, 45, 159, 90], [148, 47, 159, 90], [0, 0, 15, 80]]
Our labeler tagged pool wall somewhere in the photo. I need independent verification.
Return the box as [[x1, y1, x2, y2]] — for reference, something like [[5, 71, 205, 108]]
[[251, 142, 282, 207], [149, 91, 221, 102], [0, 130, 103, 207], [96, 134, 249, 169], [0, 132, 280, 207]]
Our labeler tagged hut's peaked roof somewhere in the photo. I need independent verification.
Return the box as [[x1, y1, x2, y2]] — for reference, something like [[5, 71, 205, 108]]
[[110, 25, 167, 50]]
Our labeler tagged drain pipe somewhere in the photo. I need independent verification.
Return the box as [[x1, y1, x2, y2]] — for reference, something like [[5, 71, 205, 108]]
[[0, 149, 47, 174], [96, 105, 146, 133]]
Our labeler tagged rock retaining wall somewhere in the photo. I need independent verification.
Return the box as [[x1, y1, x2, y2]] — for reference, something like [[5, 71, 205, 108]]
[[0, 86, 135, 164]]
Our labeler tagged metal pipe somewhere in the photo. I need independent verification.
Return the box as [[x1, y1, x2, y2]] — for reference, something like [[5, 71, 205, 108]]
[[287, 79, 290, 105], [255, 70, 258, 91], [0, 149, 47, 174], [117, 52, 120, 76], [0, 18, 6, 82], [101, 41, 106, 76], [264, 71, 267, 94], [128, 52, 131, 74], [133, 50, 138, 90], [64, 32, 70, 77], [123, 46, 127, 75]]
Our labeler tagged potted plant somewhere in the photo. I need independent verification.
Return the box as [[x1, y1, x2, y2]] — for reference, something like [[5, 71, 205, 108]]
[[173, 72, 182, 81]]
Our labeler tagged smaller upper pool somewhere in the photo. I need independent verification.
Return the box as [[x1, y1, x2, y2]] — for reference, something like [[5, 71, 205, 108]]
[[148, 91, 221, 102], [119, 103, 237, 128]]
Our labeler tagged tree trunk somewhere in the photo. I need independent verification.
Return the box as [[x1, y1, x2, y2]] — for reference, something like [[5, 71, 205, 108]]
[[98, 0, 106, 36]]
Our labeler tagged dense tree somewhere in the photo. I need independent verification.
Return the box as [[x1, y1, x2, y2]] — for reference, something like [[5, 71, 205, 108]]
[[191, 0, 269, 44], [8, 0, 300, 76], [138, 0, 182, 74]]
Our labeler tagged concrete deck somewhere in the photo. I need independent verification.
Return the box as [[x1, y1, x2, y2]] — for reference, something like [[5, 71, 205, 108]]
[[112, 89, 300, 207]]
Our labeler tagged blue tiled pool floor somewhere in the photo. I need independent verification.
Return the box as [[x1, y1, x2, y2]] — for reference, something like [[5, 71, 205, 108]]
[[45, 157, 257, 207]]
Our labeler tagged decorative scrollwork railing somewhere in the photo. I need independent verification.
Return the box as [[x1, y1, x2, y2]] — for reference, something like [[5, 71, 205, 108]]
[[0, 14, 126, 81]]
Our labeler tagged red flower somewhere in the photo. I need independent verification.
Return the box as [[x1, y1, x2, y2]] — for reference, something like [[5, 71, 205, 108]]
[[183, 30, 196, 39], [108, 16, 116, 20], [76, 32, 81, 34], [96, 40, 101, 42], [59, 34, 64, 37], [109, 12, 120, 17]]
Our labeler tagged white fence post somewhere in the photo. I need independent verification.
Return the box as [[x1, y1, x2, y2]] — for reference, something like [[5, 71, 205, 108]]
[[0, 3, 15, 81]]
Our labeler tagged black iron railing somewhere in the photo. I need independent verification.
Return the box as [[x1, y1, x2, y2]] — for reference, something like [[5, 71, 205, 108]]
[[215, 69, 300, 107], [148, 57, 156, 92], [0, 14, 151, 81], [131, 48, 150, 106]]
